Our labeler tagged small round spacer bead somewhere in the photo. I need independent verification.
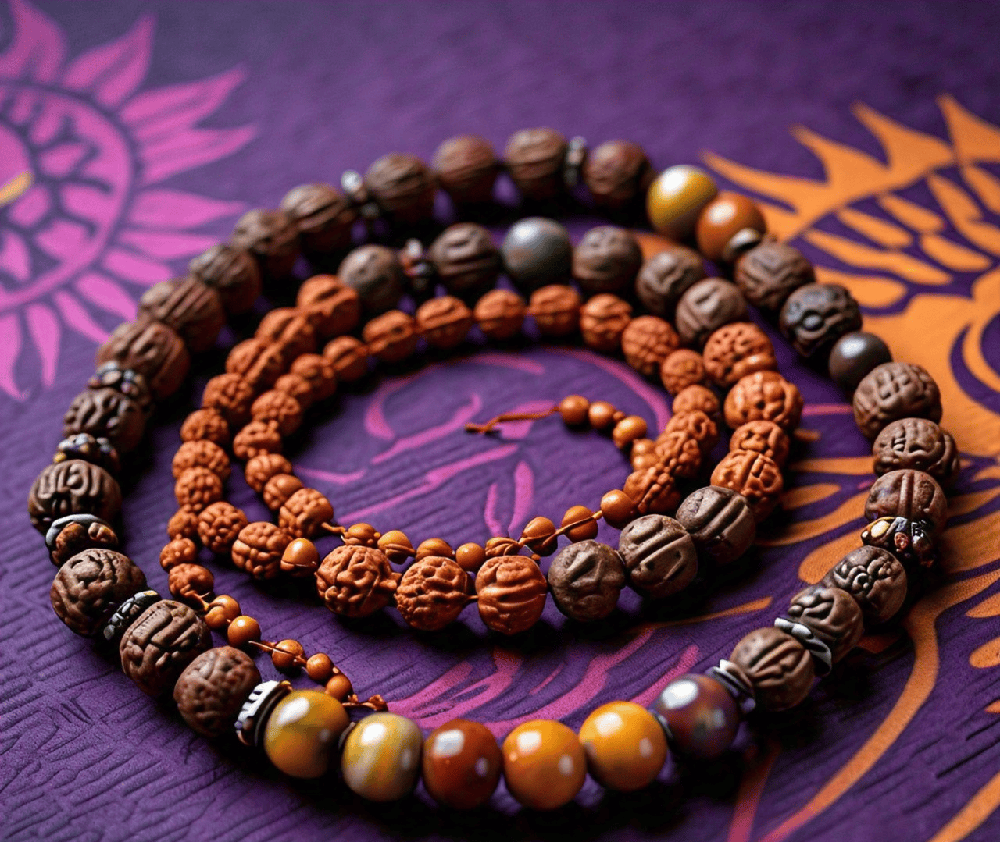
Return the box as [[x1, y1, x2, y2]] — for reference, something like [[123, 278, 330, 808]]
[[560, 505, 600, 541], [271, 639, 305, 672], [416, 537, 454, 561], [377, 530, 414, 564], [455, 542, 487, 572], [280, 537, 321, 576], [204, 594, 240, 630], [558, 394, 590, 427], [325, 673, 353, 701], [227, 615, 262, 647], [305, 653, 334, 684], [520, 516, 558, 556], [600, 489, 635, 529], [343, 523, 381, 547], [588, 400, 617, 431], [612, 415, 648, 449]]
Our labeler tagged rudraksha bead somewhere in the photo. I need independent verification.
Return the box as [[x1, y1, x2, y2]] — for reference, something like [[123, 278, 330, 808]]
[[172, 440, 230, 480], [674, 485, 756, 566], [279, 488, 334, 539], [167, 510, 200, 541], [339, 244, 406, 316], [279, 182, 355, 256], [580, 294, 632, 352], [675, 278, 749, 347], [821, 546, 907, 624], [621, 315, 680, 377], [232, 421, 282, 461], [197, 502, 250, 555], [119, 599, 212, 696], [779, 282, 863, 362], [180, 408, 230, 447], [730, 627, 814, 712], [504, 127, 568, 201], [582, 139, 654, 212], [634, 246, 705, 319], [395, 556, 472, 631], [137, 277, 226, 353], [63, 387, 146, 455], [529, 284, 581, 338], [231, 521, 291, 580], [472, 289, 526, 341], [362, 310, 419, 364], [168, 563, 215, 604], [225, 338, 287, 392], [416, 296, 474, 350], [257, 308, 318, 361], [315, 545, 400, 618], [323, 335, 370, 381], [702, 322, 777, 388], [173, 646, 262, 738], [724, 370, 803, 431], [623, 463, 681, 515], [547, 540, 626, 621], [729, 419, 791, 467], [201, 374, 255, 428], [662, 410, 719, 455], [50, 548, 147, 637], [660, 349, 706, 395], [28, 460, 122, 534], [251, 390, 303, 438], [428, 223, 501, 303], [231, 208, 300, 282], [364, 152, 437, 225], [786, 586, 864, 663], [263, 474, 304, 512], [734, 240, 814, 312], [872, 417, 959, 485], [475, 555, 548, 635], [244, 453, 294, 494], [864, 469, 947, 533], [618, 515, 698, 598], [672, 384, 721, 419], [432, 135, 499, 206], [160, 537, 197, 569], [189, 244, 262, 315], [285, 353, 338, 405], [852, 361, 942, 440], [572, 226, 643, 296], [710, 450, 784, 522], [95, 319, 190, 401], [296, 275, 361, 339], [653, 430, 704, 479], [174, 466, 224, 513]]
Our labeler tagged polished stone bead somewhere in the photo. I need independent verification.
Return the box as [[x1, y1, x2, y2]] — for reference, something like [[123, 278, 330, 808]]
[[502, 719, 586, 810], [579, 702, 667, 791], [695, 192, 767, 263], [646, 165, 718, 240], [649, 674, 740, 759], [341, 712, 423, 801], [262, 690, 349, 778], [500, 217, 573, 293], [828, 331, 892, 394], [422, 719, 503, 809]]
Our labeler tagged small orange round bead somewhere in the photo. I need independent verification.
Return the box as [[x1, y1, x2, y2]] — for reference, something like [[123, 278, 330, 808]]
[[325, 673, 353, 700], [344, 523, 380, 546], [561, 505, 599, 541], [612, 415, 648, 449], [204, 594, 240, 630], [378, 530, 414, 564], [306, 653, 334, 683], [227, 615, 261, 647], [520, 516, 557, 556], [271, 639, 305, 671], [416, 537, 453, 561], [588, 400, 617, 431], [600, 489, 635, 529], [558, 394, 590, 426], [455, 542, 487, 572], [280, 537, 320, 576]]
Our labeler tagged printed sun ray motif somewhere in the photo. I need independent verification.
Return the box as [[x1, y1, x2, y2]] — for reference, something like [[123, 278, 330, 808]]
[[0, 0, 253, 399]]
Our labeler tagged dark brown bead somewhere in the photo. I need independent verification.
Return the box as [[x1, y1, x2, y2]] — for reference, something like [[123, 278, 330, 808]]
[[547, 540, 625, 621], [580, 294, 632, 353], [621, 315, 680, 377], [853, 362, 942, 440], [821, 546, 907, 624], [635, 246, 706, 320], [572, 226, 642, 296], [50, 548, 146, 636], [197, 501, 249, 555], [779, 282, 863, 361], [423, 719, 503, 809], [201, 374, 254, 428], [365, 152, 436, 225], [338, 244, 405, 315], [710, 450, 784, 522], [64, 387, 146, 455], [703, 322, 777, 388], [828, 331, 893, 394], [362, 310, 418, 364], [396, 556, 472, 631], [323, 335, 369, 382], [675, 279, 749, 347], [872, 417, 959, 484], [730, 627, 814, 711], [696, 192, 767, 263], [231, 208, 300, 282], [529, 284, 580, 338], [280, 182, 355, 256], [724, 370, 803, 431], [865, 469, 947, 533], [659, 349, 706, 395], [501, 217, 573, 293], [279, 487, 335, 539], [561, 505, 599, 542], [428, 223, 501, 303], [315, 545, 399, 618], [432, 135, 499, 206], [618, 515, 697, 598], [675, 486, 756, 566], [734, 240, 814, 312], [862, 516, 936, 568], [96, 319, 190, 401], [416, 296, 474, 350], [174, 646, 261, 738], [47, 515, 119, 567], [475, 555, 547, 634], [189, 244, 262, 315], [582, 140, 654, 212], [28, 460, 122, 534], [558, 395, 590, 426], [787, 586, 864, 662], [473, 289, 527, 340], [650, 674, 740, 759], [138, 277, 226, 353], [120, 599, 212, 696], [231, 521, 291, 580], [729, 420, 791, 468], [503, 127, 568, 201]]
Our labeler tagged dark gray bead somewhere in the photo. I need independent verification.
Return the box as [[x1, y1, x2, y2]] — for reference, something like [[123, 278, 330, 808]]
[[618, 514, 698, 598], [828, 331, 893, 393], [500, 217, 572, 292], [338, 244, 405, 315], [547, 540, 625, 622]]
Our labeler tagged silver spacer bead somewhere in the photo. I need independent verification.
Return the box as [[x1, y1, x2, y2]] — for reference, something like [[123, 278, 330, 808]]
[[563, 136, 588, 189], [235, 680, 291, 748], [775, 616, 833, 676], [708, 659, 756, 714]]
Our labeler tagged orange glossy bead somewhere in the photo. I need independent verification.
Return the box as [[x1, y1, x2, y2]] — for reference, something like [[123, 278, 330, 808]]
[[423, 719, 503, 810], [600, 489, 635, 529], [378, 529, 414, 564], [305, 652, 334, 683], [416, 537, 453, 561], [344, 522, 380, 546], [271, 639, 305, 671], [263, 690, 349, 778], [226, 615, 261, 647], [558, 394, 590, 426], [204, 594, 240, 630], [520, 516, 557, 556], [646, 165, 718, 240], [578, 702, 668, 791], [561, 506, 599, 541], [325, 673, 353, 700], [455, 542, 487, 572], [588, 400, 617, 431], [502, 719, 587, 810], [695, 192, 767, 263], [612, 415, 648, 449], [280, 537, 320, 576]]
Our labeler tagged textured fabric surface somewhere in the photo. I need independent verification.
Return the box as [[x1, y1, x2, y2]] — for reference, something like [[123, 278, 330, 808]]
[[3, 2, 1000, 841]]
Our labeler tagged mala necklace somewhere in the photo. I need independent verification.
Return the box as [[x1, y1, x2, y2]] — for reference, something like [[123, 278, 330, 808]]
[[27, 129, 957, 811]]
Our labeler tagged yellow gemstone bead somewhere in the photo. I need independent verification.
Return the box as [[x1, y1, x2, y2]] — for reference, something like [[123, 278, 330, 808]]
[[578, 701, 668, 791], [501, 719, 586, 810], [646, 165, 718, 240], [262, 690, 349, 778], [341, 712, 423, 801]]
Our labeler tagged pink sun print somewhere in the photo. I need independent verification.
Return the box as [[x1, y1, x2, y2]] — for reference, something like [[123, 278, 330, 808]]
[[0, 0, 255, 399]]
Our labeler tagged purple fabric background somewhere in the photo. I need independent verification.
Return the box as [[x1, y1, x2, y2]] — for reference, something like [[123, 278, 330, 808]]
[[3, 2, 1000, 841]]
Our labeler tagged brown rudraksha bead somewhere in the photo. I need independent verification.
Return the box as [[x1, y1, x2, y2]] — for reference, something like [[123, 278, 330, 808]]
[[315, 545, 400, 618], [231, 521, 291, 580], [119, 599, 212, 696], [428, 223, 501, 303], [572, 226, 643, 296], [623, 463, 681, 516], [244, 453, 295, 493], [864, 469, 947, 533], [675, 278, 749, 347], [673, 384, 721, 419], [362, 310, 419, 364], [634, 246, 706, 320], [395, 556, 472, 632], [180, 408, 230, 448], [729, 419, 791, 468], [160, 537, 197, 569], [197, 502, 250, 555], [872, 417, 959, 485], [702, 322, 778, 388], [167, 509, 200, 541], [279, 487, 334, 539], [172, 440, 230, 481], [225, 338, 287, 392], [232, 421, 283, 461], [173, 646, 262, 738], [281, 353, 337, 406], [786, 586, 864, 663], [710, 450, 784, 522], [48, 516, 119, 567], [662, 410, 720, 455], [730, 627, 815, 712], [580, 294, 632, 353], [674, 485, 756, 566], [416, 296, 474, 350], [617, 515, 698, 599], [63, 387, 146, 454], [323, 335, 370, 382], [432, 135, 499, 206], [296, 275, 360, 336], [660, 349, 706, 395], [50, 548, 146, 637], [474, 289, 527, 341], [475, 555, 548, 635], [779, 282, 863, 361], [263, 474, 304, 512], [821, 546, 907, 624], [231, 208, 300, 282], [582, 139, 654, 212], [724, 370, 803, 432], [547, 540, 626, 621], [653, 430, 703, 479], [201, 374, 255, 428], [189, 243, 262, 315], [137, 277, 226, 354], [621, 315, 680, 377], [365, 152, 437, 225], [168, 563, 215, 604], [503, 127, 568, 201], [852, 361, 942, 440], [734, 240, 814, 312], [280, 182, 355, 256], [174, 467, 224, 513], [251, 390, 303, 438], [257, 308, 317, 361], [95, 319, 190, 401], [28, 460, 122, 534], [529, 284, 581, 338]]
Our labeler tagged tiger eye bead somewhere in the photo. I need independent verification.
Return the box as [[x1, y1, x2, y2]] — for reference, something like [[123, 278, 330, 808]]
[[649, 674, 740, 760], [502, 719, 587, 810], [341, 712, 423, 801], [646, 165, 718, 240], [263, 690, 349, 778], [579, 702, 667, 791], [696, 192, 767, 263], [423, 719, 503, 810]]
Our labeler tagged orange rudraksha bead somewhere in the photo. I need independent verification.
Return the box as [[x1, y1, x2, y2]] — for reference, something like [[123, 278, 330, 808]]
[[232, 421, 283, 461], [245, 453, 294, 493], [702, 322, 777, 388], [315, 545, 400, 618], [197, 501, 249, 555], [415, 295, 474, 350], [729, 419, 791, 467], [225, 337, 286, 391], [180, 409, 229, 448], [662, 410, 719, 455], [174, 467, 224, 513], [660, 349, 706, 395], [724, 370, 803, 432], [251, 390, 304, 437], [160, 537, 197, 570], [653, 430, 703, 479], [621, 315, 680, 377], [172, 440, 230, 480], [279, 488, 334, 538], [623, 465, 681, 515], [201, 372, 255, 427], [231, 521, 291, 580], [263, 474, 305, 512], [711, 450, 784, 522], [396, 556, 472, 631], [475, 555, 547, 635]]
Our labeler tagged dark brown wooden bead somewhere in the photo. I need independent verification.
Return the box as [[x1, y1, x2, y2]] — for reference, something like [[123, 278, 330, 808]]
[[674, 486, 756, 566], [316, 545, 399, 618], [339, 244, 405, 316], [828, 331, 893, 394], [561, 505, 599, 541], [416, 296, 474, 350], [189, 244, 262, 315], [695, 192, 767, 263], [852, 362, 942, 440], [197, 502, 249, 555], [428, 223, 501, 303], [64, 387, 146, 455], [365, 152, 436, 225], [650, 674, 740, 759], [28, 460, 122, 534], [618, 515, 697, 598], [138, 276, 226, 354], [503, 127, 568, 201], [231, 208, 300, 282], [323, 335, 369, 382], [621, 315, 681, 377], [362, 310, 418, 364], [580, 294, 632, 353], [675, 278, 749, 347], [582, 140, 654, 212], [821, 546, 907, 624], [734, 240, 814, 312], [710, 450, 784, 522], [396, 556, 472, 631], [120, 599, 212, 696], [779, 282, 863, 361], [280, 182, 355, 256], [865, 469, 947, 533], [475, 555, 547, 634], [635, 246, 706, 320], [703, 322, 777, 388], [51, 548, 146, 637], [423, 719, 503, 809], [787, 585, 864, 663], [231, 521, 290, 581], [473, 289, 527, 340], [872, 417, 958, 485], [501, 217, 572, 293], [547, 540, 625, 621], [730, 627, 814, 712], [724, 370, 803, 431], [572, 226, 643, 296], [529, 284, 580, 337], [174, 646, 261, 738], [96, 319, 190, 401], [432, 135, 500, 206]]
